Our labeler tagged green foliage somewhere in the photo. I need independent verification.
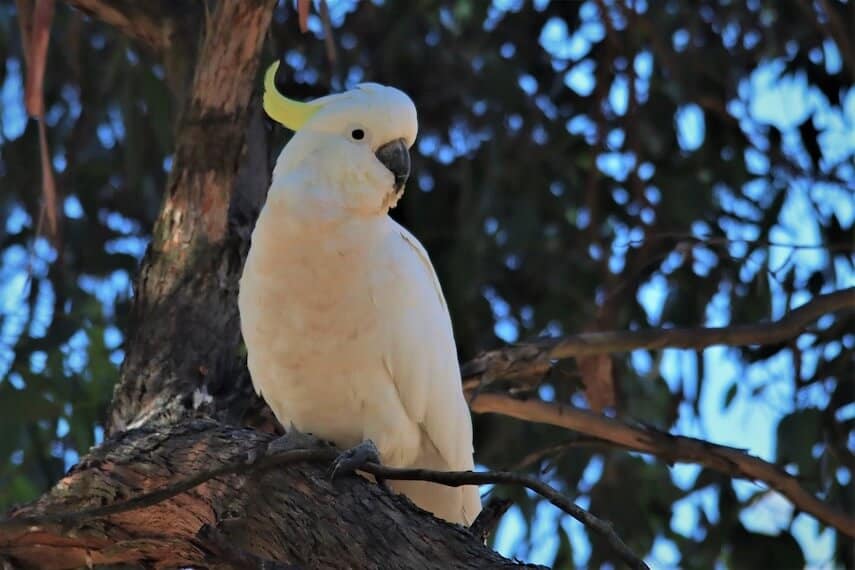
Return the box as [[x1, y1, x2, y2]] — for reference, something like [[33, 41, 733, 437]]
[[0, 0, 852, 567], [0, 0, 162, 510], [776, 407, 824, 486], [729, 524, 806, 570]]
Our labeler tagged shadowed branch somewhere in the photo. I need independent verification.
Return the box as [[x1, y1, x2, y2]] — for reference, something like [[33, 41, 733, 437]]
[[462, 287, 855, 388], [62, 0, 199, 52], [469, 392, 855, 539]]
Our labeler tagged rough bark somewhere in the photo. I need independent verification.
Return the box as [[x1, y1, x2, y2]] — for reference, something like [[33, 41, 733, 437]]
[[1, 421, 538, 569], [106, 0, 276, 435]]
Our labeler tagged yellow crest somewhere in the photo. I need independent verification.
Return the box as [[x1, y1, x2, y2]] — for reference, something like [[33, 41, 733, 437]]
[[263, 61, 321, 131]]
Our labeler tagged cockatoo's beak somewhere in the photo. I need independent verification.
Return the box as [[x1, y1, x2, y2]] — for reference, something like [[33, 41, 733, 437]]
[[375, 138, 410, 193]]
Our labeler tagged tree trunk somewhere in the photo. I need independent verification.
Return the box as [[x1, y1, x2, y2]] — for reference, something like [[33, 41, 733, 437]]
[[105, 0, 275, 434], [0, 1, 527, 568]]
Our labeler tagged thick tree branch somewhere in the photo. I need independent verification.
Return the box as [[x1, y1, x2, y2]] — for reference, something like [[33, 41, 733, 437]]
[[1, 435, 647, 569], [469, 393, 855, 539], [462, 287, 855, 388], [0, 422, 540, 569]]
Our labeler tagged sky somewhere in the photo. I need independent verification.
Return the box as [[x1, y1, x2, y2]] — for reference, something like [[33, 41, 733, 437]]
[[1, 0, 854, 568]]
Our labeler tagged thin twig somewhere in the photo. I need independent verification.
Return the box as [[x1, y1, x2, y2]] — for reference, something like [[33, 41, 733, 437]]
[[62, 0, 186, 52], [511, 435, 614, 471], [318, 0, 341, 89], [360, 463, 647, 570], [461, 287, 855, 387], [297, 0, 310, 33], [0, 444, 647, 569], [468, 393, 855, 539], [614, 233, 855, 252], [469, 498, 513, 542]]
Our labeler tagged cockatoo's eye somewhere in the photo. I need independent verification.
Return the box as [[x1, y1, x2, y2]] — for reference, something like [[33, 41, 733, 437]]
[[346, 124, 371, 145]]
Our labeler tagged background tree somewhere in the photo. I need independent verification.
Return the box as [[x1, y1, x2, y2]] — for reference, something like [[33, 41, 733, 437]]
[[0, 0, 852, 567]]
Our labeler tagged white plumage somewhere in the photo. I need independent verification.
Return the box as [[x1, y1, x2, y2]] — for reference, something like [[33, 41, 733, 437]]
[[238, 76, 481, 525]]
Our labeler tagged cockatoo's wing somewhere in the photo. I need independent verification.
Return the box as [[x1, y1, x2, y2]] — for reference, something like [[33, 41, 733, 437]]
[[383, 221, 476, 473], [380, 220, 481, 524]]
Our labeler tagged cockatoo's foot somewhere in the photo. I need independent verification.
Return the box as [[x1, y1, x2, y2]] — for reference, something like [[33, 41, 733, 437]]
[[329, 439, 381, 481], [267, 423, 323, 456]]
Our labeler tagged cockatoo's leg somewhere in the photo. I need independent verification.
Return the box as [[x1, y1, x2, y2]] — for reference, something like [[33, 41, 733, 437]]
[[329, 439, 383, 483]]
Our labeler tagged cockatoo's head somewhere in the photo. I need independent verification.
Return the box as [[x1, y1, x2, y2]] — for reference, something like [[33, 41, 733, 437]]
[[264, 62, 418, 216]]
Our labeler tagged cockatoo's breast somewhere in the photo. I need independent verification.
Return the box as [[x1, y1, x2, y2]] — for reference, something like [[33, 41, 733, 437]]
[[239, 207, 413, 451], [239, 139, 481, 523]]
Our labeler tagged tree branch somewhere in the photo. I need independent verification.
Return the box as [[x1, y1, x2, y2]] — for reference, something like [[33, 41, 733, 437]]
[[360, 464, 648, 570], [0, 422, 539, 569], [461, 287, 855, 388], [469, 393, 855, 539], [614, 232, 855, 253], [318, 0, 342, 89], [0, 447, 336, 533], [62, 0, 198, 53], [0, 431, 647, 570]]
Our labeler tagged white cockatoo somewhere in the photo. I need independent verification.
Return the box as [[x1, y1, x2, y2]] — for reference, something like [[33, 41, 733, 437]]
[[238, 62, 482, 526]]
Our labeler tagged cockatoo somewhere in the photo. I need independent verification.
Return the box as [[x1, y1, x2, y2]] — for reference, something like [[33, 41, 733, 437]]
[[238, 62, 482, 526]]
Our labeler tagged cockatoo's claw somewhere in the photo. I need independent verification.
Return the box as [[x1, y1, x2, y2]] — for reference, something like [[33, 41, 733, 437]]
[[329, 439, 381, 481], [267, 424, 322, 456]]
